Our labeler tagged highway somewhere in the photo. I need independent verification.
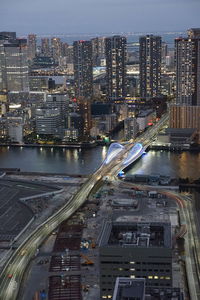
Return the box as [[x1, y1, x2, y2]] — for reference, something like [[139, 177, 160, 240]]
[[0, 113, 172, 300]]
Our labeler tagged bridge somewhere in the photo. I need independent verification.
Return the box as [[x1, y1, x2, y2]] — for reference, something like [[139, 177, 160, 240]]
[[0, 112, 178, 300]]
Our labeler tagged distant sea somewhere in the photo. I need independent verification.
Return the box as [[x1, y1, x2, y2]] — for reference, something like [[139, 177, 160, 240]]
[[35, 31, 186, 48]]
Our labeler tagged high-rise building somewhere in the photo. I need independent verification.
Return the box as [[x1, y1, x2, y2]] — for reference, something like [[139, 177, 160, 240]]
[[171, 29, 200, 135], [105, 36, 127, 101], [139, 35, 162, 98], [77, 98, 92, 136], [124, 117, 139, 140], [28, 34, 37, 61], [73, 40, 93, 98], [0, 39, 29, 92], [65, 45, 74, 64], [188, 28, 200, 38], [175, 30, 200, 106], [41, 38, 50, 57], [61, 42, 69, 57], [91, 37, 106, 66], [51, 37, 61, 62]]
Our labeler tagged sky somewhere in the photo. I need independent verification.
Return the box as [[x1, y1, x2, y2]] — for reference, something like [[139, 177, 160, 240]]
[[0, 0, 200, 35]]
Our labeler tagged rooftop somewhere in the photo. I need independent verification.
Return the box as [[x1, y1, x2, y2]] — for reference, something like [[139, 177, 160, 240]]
[[99, 221, 171, 248]]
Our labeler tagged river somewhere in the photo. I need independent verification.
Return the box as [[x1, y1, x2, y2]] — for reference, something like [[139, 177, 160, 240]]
[[0, 146, 199, 179]]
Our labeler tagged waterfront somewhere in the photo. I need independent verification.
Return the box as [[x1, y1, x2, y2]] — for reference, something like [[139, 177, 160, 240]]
[[0, 146, 199, 179]]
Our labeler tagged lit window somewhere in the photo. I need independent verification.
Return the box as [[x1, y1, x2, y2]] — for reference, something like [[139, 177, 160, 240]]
[[130, 275, 135, 279], [148, 276, 153, 279], [154, 276, 159, 279], [130, 262, 135, 264]]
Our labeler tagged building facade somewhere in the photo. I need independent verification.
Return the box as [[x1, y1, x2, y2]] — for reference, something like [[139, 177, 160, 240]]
[[105, 36, 127, 101], [28, 34, 37, 61], [0, 38, 29, 92], [139, 35, 162, 98], [36, 107, 61, 136], [91, 37, 106, 66], [51, 37, 61, 63], [99, 221, 172, 299], [175, 31, 200, 106], [73, 40, 93, 98], [170, 105, 200, 131], [41, 38, 51, 57]]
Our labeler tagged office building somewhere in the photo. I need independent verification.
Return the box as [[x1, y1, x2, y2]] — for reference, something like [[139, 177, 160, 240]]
[[105, 36, 127, 101], [0, 39, 29, 92], [113, 278, 183, 300], [113, 278, 146, 300], [175, 31, 200, 106], [36, 107, 61, 135], [45, 93, 69, 126], [99, 221, 172, 299], [28, 34, 37, 61], [51, 37, 61, 62], [41, 38, 51, 57], [73, 40, 93, 98], [7, 116, 23, 143], [29, 76, 48, 91], [139, 35, 162, 98]]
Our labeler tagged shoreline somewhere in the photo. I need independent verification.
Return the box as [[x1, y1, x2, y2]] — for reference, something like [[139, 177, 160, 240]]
[[0, 142, 99, 149]]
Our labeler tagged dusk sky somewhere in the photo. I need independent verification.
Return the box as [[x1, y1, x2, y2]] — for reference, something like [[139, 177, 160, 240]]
[[0, 0, 199, 35]]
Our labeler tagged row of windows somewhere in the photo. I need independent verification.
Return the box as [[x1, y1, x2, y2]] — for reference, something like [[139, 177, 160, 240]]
[[101, 261, 171, 266], [101, 268, 171, 272]]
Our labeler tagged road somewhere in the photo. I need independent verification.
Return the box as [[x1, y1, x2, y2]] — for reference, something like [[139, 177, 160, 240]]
[[0, 113, 171, 300]]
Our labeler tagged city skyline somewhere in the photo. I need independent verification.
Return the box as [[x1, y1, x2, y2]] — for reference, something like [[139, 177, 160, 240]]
[[1, 0, 200, 35]]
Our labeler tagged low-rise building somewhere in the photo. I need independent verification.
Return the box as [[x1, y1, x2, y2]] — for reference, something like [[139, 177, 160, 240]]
[[137, 110, 156, 131]]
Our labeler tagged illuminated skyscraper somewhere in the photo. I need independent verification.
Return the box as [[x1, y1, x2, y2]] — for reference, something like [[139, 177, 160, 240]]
[[170, 29, 200, 133], [91, 37, 105, 66], [41, 38, 50, 56], [139, 35, 162, 98], [73, 40, 93, 98], [105, 36, 127, 101], [51, 37, 61, 62], [28, 34, 37, 61], [0, 39, 29, 92], [175, 29, 200, 106]]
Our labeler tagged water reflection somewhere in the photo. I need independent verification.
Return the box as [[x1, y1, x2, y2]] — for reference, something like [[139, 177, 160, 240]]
[[0, 146, 199, 179]]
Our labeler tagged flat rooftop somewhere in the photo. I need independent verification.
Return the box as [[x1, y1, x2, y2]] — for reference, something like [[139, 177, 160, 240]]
[[99, 221, 171, 248], [113, 278, 183, 300], [113, 278, 145, 300]]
